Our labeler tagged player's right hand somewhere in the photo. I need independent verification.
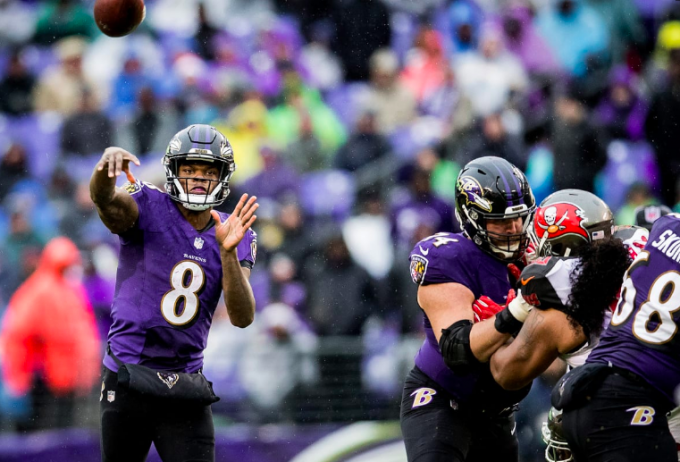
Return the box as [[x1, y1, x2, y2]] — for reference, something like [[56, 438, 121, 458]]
[[472, 289, 516, 323], [473, 296, 504, 322], [96, 147, 141, 182]]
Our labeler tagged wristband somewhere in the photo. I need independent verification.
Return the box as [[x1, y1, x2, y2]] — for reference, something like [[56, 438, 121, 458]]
[[494, 291, 533, 336], [507, 295, 533, 322], [494, 308, 524, 336]]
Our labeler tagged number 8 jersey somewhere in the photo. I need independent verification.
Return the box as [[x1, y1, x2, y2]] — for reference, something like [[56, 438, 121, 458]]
[[103, 181, 257, 374], [588, 214, 680, 405]]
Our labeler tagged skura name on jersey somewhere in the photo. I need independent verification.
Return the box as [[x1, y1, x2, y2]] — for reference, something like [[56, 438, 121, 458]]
[[650, 229, 680, 262]]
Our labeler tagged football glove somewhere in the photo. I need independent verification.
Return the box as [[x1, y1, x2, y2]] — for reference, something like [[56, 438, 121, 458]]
[[472, 289, 517, 323]]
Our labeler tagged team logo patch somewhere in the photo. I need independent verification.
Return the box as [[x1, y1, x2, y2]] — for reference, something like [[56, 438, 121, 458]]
[[169, 136, 182, 153], [411, 387, 437, 408], [522, 292, 541, 307], [627, 406, 655, 425], [534, 202, 589, 241], [251, 239, 257, 263], [458, 176, 492, 212], [194, 237, 204, 250], [157, 372, 180, 390], [644, 206, 663, 224], [123, 181, 142, 195], [533, 256, 552, 265], [107, 390, 116, 403], [410, 255, 429, 285]]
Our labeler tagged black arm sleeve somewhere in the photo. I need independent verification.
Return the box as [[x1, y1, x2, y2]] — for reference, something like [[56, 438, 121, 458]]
[[439, 320, 482, 375]]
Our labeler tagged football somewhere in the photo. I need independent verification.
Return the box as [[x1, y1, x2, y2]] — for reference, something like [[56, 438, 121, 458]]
[[94, 0, 146, 38]]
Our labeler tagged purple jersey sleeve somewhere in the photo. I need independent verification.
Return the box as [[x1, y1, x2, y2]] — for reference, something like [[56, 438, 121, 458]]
[[216, 211, 257, 268], [409, 232, 481, 296], [123, 180, 164, 232]]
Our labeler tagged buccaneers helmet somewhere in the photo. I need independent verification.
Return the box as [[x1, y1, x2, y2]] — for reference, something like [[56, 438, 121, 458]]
[[532, 189, 613, 257], [163, 124, 236, 211], [454, 156, 535, 261]]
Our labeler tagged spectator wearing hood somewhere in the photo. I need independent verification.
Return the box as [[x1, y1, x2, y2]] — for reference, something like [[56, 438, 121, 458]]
[[0, 49, 35, 116], [448, 0, 484, 56], [645, 48, 680, 206], [389, 165, 457, 252], [586, 0, 646, 66], [60, 89, 113, 157], [304, 234, 377, 336], [594, 66, 648, 143], [550, 82, 606, 192], [644, 20, 680, 93], [266, 74, 347, 157], [364, 49, 418, 135], [455, 24, 529, 117], [400, 28, 449, 104], [535, 0, 609, 77], [0, 237, 100, 430], [241, 145, 300, 203], [459, 112, 527, 170], [33, 36, 103, 116], [334, 109, 392, 173], [500, 5, 561, 77], [0, 144, 29, 202]]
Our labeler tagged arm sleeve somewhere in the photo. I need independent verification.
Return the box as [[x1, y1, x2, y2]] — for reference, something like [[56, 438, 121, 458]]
[[235, 228, 257, 268]]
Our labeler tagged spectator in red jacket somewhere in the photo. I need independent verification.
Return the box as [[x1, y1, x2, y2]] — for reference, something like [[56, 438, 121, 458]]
[[0, 236, 100, 430]]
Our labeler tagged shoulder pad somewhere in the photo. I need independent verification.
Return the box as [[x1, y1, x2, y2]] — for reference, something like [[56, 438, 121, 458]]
[[122, 180, 142, 195], [519, 257, 576, 310], [122, 180, 164, 196], [613, 225, 649, 244], [409, 232, 475, 285]]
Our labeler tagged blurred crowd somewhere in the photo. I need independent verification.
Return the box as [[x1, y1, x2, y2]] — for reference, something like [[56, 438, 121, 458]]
[[0, 0, 678, 451]]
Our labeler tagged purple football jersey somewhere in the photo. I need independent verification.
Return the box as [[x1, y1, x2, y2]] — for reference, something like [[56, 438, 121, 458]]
[[409, 232, 528, 406], [588, 214, 680, 404], [103, 181, 257, 373]]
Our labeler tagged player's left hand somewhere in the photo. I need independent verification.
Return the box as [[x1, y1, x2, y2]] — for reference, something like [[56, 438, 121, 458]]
[[210, 194, 258, 252]]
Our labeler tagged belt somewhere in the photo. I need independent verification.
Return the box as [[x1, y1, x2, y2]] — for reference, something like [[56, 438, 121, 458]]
[[608, 364, 647, 386]]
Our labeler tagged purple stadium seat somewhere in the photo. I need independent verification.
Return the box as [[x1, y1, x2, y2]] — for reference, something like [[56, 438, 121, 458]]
[[596, 140, 661, 212], [324, 82, 371, 129], [0, 49, 9, 76], [388, 124, 424, 160], [390, 12, 418, 63], [21, 45, 58, 76], [6, 114, 62, 181], [299, 169, 356, 221], [158, 32, 196, 64]]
